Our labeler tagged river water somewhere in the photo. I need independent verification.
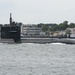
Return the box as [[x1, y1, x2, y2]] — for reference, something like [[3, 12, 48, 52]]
[[0, 43, 75, 75]]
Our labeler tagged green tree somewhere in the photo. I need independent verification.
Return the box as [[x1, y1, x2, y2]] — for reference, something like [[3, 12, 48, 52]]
[[59, 23, 65, 30], [37, 23, 44, 28], [68, 23, 75, 28], [58, 21, 68, 30], [42, 25, 48, 32], [63, 21, 68, 28], [49, 25, 59, 31]]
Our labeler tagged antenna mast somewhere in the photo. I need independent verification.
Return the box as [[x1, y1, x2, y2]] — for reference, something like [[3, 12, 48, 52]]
[[10, 13, 12, 25]]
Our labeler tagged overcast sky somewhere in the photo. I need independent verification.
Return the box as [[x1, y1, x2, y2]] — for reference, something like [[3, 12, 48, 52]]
[[0, 0, 75, 24]]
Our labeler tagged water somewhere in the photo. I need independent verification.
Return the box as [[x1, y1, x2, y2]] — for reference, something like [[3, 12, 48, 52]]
[[0, 43, 75, 75]]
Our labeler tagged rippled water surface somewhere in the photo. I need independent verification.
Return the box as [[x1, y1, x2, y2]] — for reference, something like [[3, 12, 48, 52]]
[[0, 43, 75, 75]]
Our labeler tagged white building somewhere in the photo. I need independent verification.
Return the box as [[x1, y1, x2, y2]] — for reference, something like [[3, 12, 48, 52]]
[[21, 25, 44, 36]]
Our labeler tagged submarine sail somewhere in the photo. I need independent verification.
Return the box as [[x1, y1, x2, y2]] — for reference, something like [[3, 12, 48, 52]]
[[1, 13, 21, 43]]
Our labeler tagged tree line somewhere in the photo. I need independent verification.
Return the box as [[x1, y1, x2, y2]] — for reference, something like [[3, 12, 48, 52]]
[[1, 21, 75, 32], [36, 21, 75, 32]]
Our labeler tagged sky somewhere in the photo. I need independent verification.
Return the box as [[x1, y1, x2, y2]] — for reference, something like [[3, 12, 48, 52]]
[[0, 0, 75, 24]]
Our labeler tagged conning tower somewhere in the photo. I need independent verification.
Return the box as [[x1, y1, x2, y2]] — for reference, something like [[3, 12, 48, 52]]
[[1, 13, 21, 43]]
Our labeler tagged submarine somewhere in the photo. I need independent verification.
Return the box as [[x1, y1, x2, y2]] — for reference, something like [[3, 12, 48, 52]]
[[1, 13, 21, 43]]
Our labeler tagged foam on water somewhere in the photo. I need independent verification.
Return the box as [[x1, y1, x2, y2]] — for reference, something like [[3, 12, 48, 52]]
[[51, 43, 66, 45]]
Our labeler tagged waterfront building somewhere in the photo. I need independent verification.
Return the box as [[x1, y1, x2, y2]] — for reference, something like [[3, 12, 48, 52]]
[[21, 25, 46, 37], [66, 28, 75, 38]]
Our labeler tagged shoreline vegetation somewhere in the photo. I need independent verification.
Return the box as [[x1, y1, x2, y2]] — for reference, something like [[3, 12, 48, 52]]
[[0, 20, 75, 32]]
